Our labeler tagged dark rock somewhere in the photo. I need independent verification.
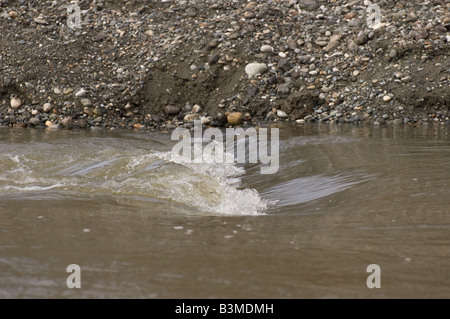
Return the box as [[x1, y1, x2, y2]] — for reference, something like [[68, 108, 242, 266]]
[[164, 105, 181, 115], [245, 86, 258, 97], [355, 35, 368, 45], [278, 59, 291, 72], [208, 54, 220, 65], [297, 0, 319, 11]]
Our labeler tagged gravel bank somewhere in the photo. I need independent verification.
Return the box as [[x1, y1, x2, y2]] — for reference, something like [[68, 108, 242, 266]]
[[0, 0, 449, 130]]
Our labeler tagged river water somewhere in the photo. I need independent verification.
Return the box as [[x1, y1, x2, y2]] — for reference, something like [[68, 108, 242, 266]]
[[0, 125, 449, 298]]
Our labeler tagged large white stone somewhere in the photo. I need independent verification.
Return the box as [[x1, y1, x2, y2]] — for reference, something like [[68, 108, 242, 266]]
[[245, 63, 268, 77]]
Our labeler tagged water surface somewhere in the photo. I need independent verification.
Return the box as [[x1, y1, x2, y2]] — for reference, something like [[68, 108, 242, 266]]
[[0, 125, 449, 298]]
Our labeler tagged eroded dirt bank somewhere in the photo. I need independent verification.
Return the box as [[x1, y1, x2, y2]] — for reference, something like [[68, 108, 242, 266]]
[[0, 0, 449, 130]]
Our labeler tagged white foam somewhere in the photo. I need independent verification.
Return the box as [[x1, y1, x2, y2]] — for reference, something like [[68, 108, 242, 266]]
[[0, 148, 273, 216]]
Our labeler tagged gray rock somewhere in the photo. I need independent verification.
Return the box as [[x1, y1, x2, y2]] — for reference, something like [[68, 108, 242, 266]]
[[355, 35, 368, 45], [297, 0, 319, 11], [260, 45, 274, 53], [61, 117, 73, 127], [81, 99, 92, 106], [347, 39, 358, 52], [43, 103, 52, 113], [277, 110, 288, 118], [265, 111, 276, 120], [348, 19, 361, 27], [208, 54, 220, 65], [34, 17, 48, 25], [389, 49, 397, 58], [75, 88, 87, 97], [278, 59, 291, 72], [245, 63, 268, 77], [246, 86, 258, 97], [29, 118, 40, 126], [277, 84, 290, 96], [164, 105, 180, 115]]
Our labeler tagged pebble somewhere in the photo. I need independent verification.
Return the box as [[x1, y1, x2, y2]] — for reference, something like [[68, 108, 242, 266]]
[[227, 112, 243, 125], [164, 105, 180, 115], [389, 50, 398, 58], [201, 116, 213, 125], [10, 98, 22, 109], [383, 96, 392, 102], [43, 103, 52, 113], [355, 35, 369, 45], [81, 99, 92, 106], [9, 11, 18, 18], [33, 17, 48, 25], [29, 118, 40, 126], [61, 117, 73, 127], [184, 113, 200, 122], [63, 88, 74, 95], [260, 45, 273, 53], [245, 63, 268, 77], [75, 89, 87, 97], [192, 104, 201, 113], [277, 110, 288, 118]]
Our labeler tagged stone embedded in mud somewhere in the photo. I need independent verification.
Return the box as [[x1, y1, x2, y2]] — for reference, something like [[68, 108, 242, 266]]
[[227, 112, 243, 125], [10, 98, 22, 109], [164, 105, 180, 115], [245, 63, 268, 77]]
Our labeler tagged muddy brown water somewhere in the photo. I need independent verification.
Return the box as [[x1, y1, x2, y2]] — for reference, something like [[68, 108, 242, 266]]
[[0, 125, 449, 298]]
